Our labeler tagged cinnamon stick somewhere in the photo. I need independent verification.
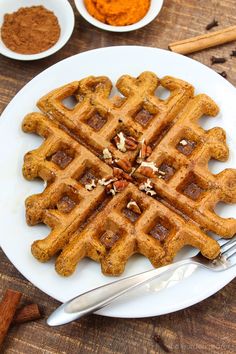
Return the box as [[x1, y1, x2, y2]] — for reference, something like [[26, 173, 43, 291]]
[[169, 25, 236, 54], [13, 304, 41, 324], [0, 289, 22, 346]]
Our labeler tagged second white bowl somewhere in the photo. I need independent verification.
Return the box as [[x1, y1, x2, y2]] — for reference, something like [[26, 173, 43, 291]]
[[74, 0, 164, 32]]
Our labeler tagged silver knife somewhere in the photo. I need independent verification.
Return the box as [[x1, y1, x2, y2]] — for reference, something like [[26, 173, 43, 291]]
[[47, 259, 197, 326]]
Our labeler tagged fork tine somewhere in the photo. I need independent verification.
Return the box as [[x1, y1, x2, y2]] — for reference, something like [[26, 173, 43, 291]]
[[217, 238, 231, 246], [220, 236, 236, 253], [221, 243, 236, 260], [227, 250, 236, 262]]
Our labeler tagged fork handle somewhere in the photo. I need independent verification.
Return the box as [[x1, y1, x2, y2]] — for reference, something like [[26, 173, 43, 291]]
[[47, 259, 194, 326]]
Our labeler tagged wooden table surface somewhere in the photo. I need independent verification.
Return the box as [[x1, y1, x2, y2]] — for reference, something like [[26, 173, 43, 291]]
[[0, 0, 236, 353]]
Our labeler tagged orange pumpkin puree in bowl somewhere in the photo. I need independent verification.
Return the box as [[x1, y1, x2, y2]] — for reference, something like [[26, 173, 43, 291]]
[[84, 0, 151, 26]]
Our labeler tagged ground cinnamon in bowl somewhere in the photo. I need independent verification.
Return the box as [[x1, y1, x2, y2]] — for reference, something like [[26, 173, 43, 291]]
[[1, 6, 61, 55]]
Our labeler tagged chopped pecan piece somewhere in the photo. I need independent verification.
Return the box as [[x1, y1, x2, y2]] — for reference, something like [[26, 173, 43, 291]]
[[102, 148, 112, 160], [137, 140, 152, 162], [114, 132, 139, 152], [85, 179, 96, 191], [116, 158, 132, 172], [113, 179, 129, 192], [125, 136, 139, 150], [139, 179, 157, 196], [113, 167, 133, 181], [127, 200, 142, 214], [139, 166, 156, 178], [139, 161, 159, 178], [114, 132, 127, 152], [98, 177, 117, 186], [105, 183, 114, 194]]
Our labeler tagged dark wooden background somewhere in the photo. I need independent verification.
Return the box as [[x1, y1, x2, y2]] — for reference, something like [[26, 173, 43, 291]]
[[0, 0, 235, 353]]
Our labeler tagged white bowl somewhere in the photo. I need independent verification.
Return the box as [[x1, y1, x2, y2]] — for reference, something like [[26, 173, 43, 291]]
[[0, 0, 75, 61], [74, 0, 164, 32]]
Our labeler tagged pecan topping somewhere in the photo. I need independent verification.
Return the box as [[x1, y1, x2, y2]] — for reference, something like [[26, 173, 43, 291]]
[[139, 179, 156, 196], [114, 132, 139, 152], [127, 200, 142, 214], [116, 158, 132, 172], [179, 139, 187, 146], [100, 168, 130, 196], [114, 132, 126, 152], [139, 166, 156, 178], [146, 189, 157, 196], [125, 136, 139, 150], [139, 161, 159, 178], [105, 183, 114, 194], [98, 177, 117, 186], [113, 179, 129, 192], [113, 167, 133, 181], [137, 140, 152, 163], [85, 179, 96, 191], [158, 170, 166, 176], [140, 161, 159, 171], [102, 148, 112, 159]]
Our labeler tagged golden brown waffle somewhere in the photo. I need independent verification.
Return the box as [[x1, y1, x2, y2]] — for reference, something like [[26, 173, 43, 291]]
[[37, 72, 194, 170], [22, 71, 236, 276]]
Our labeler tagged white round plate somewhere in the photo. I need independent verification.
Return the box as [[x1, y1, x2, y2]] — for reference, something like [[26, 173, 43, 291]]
[[0, 46, 235, 318], [0, 0, 74, 61], [74, 0, 164, 32]]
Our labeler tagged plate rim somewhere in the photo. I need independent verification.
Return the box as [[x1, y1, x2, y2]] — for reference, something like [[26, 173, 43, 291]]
[[0, 45, 235, 318]]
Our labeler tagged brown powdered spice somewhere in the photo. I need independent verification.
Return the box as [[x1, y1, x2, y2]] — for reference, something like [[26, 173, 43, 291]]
[[1, 6, 61, 55]]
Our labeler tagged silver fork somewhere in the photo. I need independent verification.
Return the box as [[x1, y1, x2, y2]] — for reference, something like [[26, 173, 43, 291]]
[[47, 236, 236, 326]]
